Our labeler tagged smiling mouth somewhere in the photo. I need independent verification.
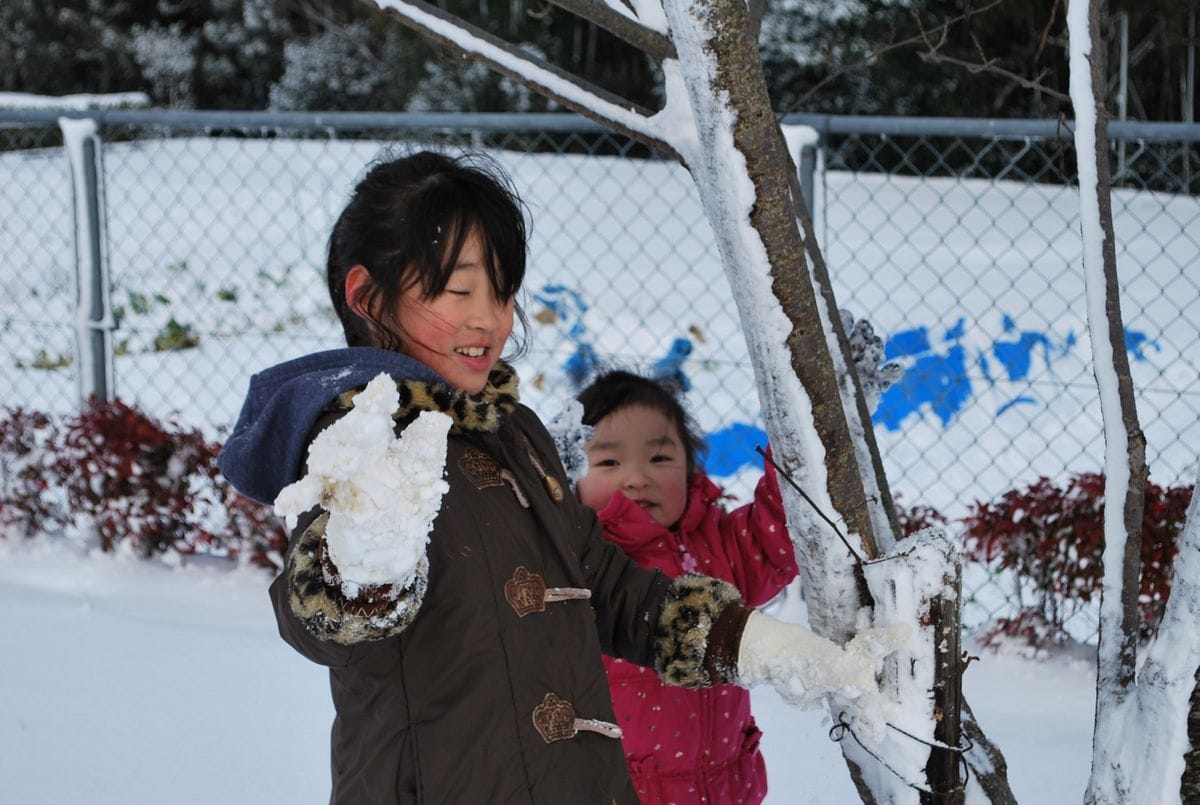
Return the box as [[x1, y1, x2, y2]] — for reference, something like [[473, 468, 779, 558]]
[[455, 346, 487, 358]]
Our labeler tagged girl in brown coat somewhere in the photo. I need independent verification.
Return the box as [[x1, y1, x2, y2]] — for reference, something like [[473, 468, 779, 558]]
[[218, 150, 903, 804]]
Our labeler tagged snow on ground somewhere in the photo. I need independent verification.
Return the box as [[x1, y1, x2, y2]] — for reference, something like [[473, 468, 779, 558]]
[[0, 537, 1095, 804]]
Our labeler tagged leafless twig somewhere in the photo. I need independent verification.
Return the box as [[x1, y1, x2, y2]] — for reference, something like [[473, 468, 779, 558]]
[[778, 0, 1006, 118], [913, 4, 1070, 103]]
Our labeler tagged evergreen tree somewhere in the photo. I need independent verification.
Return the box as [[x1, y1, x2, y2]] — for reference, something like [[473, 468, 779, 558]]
[[761, 0, 1197, 122], [0, 0, 1192, 119]]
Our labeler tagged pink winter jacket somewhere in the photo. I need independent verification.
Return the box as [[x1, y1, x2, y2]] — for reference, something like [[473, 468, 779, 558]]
[[598, 460, 799, 805]]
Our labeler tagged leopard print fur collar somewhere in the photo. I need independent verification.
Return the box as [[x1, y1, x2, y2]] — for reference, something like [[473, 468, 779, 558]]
[[332, 361, 520, 434]]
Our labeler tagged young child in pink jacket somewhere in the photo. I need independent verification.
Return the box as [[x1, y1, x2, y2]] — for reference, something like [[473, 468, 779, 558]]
[[576, 370, 800, 805]]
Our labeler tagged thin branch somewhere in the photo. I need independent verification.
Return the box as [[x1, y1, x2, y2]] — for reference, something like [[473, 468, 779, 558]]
[[369, 0, 678, 158], [777, 131, 901, 552], [543, 0, 676, 61], [778, 0, 1007, 118], [916, 50, 1070, 102], [912, 6, 1071, 103], [1033, 0, 1062, 64]]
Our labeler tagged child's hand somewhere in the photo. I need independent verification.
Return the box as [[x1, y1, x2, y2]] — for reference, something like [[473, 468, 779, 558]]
[[736, 611, 909, 738]]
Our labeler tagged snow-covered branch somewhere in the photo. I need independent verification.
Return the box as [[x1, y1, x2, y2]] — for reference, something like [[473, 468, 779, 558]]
[[371, 0, 678, 157], [543, 0, 675, 61]]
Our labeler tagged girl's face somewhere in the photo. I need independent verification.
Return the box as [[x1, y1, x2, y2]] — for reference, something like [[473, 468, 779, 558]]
[[396, 229, 514, 394], [577, 404, 689, 528]]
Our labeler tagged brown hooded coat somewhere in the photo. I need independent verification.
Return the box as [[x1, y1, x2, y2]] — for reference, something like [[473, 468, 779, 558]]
[[268, 365, 746, 804]]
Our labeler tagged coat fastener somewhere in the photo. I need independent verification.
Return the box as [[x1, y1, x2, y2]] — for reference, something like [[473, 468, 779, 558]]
[[532, 692, 622, 743], [522, 436, 565, 502], [505, 566, 590, 617]]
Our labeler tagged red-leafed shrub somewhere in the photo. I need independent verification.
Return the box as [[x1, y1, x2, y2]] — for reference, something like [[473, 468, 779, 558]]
[[894, 498, 948, 537], [963, 472, 1193, 647], [57, 399, 221, 556], [0, 408, 61, 537], [0, 400, 287, 570], [222, 485, 289, 571]]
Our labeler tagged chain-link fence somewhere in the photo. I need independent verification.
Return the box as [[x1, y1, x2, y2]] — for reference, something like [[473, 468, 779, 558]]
[[2, 109, 1197, 636]]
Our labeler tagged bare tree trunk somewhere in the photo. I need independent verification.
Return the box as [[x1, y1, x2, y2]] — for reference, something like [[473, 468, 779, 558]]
[[1068, 1, 1159, 801], [962, 702, 1018, 804], [780, 147, 902, 551]]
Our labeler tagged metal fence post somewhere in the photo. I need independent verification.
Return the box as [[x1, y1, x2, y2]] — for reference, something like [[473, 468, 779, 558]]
[[780, 122, 818, 213], [60, 116, 114, 404], [797, 142, 816, 214]]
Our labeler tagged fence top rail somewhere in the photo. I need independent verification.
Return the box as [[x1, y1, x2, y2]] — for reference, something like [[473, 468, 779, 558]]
[[0, 109, 609, 132], [780, 113, 1200, 142], [2, 108, 1198, 142]]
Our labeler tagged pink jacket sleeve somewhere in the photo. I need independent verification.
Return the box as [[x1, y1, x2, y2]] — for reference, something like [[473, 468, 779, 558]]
[[714, 455, 799, 607]]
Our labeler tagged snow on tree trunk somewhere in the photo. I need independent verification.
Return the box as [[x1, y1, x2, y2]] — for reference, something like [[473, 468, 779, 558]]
[[1122, 484, 1200, 802], [858, 528, 965, 804], [1067, 1, 1200, 801], [1068, 0, 1145, 798], [1078, 471, 1200, 803], [658, 0, 875, 646], [1184, 666, 1200, 800]]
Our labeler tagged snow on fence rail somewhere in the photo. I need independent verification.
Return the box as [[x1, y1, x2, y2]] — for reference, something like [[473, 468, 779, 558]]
[[1, 108, 1197, 637]]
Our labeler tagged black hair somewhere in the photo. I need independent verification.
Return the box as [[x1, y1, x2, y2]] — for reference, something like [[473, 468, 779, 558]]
[[576, 370, 707, 478], [326, 149, 529, 356]]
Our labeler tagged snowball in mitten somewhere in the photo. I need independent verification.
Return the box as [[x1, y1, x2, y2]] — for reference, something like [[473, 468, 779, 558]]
[[274, 372, 451, 598]]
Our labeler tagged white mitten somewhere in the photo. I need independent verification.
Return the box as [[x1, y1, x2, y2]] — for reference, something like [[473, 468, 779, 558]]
[[736, 611, 909, 737]]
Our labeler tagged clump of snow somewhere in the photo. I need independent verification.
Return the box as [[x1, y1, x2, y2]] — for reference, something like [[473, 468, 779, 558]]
[[546, 399, 591, 488], [273, 373, 451, 597], [840, 308, 903, 415], [857, 527, 960, 783], [737, 609, 909, 740]]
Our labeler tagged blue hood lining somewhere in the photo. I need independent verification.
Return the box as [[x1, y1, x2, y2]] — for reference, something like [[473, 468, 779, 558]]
[[217, 347, 444, 505]]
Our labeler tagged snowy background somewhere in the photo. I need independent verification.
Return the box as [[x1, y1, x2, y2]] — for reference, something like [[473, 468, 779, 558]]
[[4, 135, 1195, 517], [0, 129, 1191, 802]]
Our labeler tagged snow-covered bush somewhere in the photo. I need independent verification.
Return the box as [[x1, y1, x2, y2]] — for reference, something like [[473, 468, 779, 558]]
[[893, 496, 947, 537], [0, 408, 61, 538], [0, 401, 287, 569], [56, 399, 224, 556], [963, 472, 1193, 648]]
